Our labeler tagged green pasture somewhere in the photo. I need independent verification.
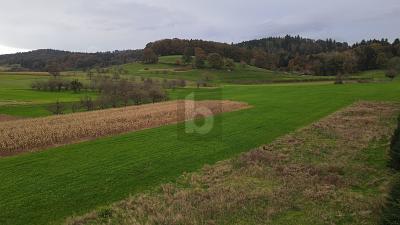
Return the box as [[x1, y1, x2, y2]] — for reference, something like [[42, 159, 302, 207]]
[[0, 79, 400, 224]]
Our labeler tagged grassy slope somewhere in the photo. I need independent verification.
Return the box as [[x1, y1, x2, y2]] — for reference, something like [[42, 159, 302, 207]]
[[124, 56, 386, 84], [123, 55, 339, 84], [0, 81, 400, 225]]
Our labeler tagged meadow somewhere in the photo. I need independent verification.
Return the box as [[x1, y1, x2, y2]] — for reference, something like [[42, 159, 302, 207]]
[[69, 101, 399, 225], [0, 56, 388, 118], [0, 73, 95, 117], [123, 55, 383, 84], [0, 79, 400, 225]]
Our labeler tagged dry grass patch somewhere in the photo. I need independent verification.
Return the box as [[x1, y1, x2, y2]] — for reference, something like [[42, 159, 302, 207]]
[[66, 101, 400, 225], [0, 100, 249, 157]]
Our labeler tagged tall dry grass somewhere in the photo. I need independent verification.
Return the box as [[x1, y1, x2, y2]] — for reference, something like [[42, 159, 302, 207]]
[[0, 100, 249, 156]]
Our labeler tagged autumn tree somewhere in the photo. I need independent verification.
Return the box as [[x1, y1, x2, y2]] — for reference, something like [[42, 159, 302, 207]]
[[207, 53, 223, 69], [143, 48, 158, 64], [194, 47, 207, 68], [251, 50, 268, 68]]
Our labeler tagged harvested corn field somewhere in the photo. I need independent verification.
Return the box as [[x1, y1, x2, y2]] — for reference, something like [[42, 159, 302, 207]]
[[0, 100, 249, 156]]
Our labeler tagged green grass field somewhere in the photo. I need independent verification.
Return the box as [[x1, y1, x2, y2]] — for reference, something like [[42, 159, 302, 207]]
[[122, 56, 387, 84], [0, 57, 391, 118], [1, 80, 400, 225], [0, 73, 96, 117], [123, 55, 339, 84]]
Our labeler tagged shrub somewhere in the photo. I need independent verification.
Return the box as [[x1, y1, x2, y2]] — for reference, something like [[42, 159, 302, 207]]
[[70, 80, 83, 93], [389, 115, 400, 170], [47, 100, 65, 115], [224, 58, 236, 71], [386, 69, 397, 80], [381, 176, 400, 225], [207, 53, 224, 69]]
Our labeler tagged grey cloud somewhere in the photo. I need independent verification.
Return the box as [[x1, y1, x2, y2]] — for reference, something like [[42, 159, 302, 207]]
[[0, 0, 399, 54]]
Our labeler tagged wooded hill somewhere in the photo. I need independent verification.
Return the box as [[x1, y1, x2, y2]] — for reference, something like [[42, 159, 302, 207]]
[[1, 36, 399, 76], [147, 36, 400, 75], [0, 49, 143, 71]]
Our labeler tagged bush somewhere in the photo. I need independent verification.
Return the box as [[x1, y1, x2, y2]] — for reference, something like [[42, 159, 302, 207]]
[[386, 69, 397, 80], [224, 58, 236, 71], [389, 115, 400, 170], [207, 53, 223, 69], [381, 176, 400, 225], [381, 114, 400, 225], [47, 100, 65, 115]]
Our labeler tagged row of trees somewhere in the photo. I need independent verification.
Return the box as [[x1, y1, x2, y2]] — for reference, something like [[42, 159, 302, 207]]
[[47, 78, 168, 115], [32, 75, 185, 94], [31, 79, 84, 92], [143, 47, 236, 71]]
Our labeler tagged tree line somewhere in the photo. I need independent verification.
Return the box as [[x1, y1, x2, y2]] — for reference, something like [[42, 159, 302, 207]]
[[32, 76, 174, 115], [0, 49, 143, 71]]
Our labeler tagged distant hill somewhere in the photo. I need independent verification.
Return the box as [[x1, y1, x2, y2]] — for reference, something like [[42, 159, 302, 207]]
[[0, 49, 143, 71], [1, 36, 399, 76]]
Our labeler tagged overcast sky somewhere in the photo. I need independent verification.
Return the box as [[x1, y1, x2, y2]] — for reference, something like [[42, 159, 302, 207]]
[[0, 0, 399, 54]]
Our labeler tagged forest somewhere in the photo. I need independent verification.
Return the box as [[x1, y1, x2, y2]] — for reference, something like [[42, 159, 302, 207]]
[[0, 49, 143, 71], [147, 36, 400, 76]]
